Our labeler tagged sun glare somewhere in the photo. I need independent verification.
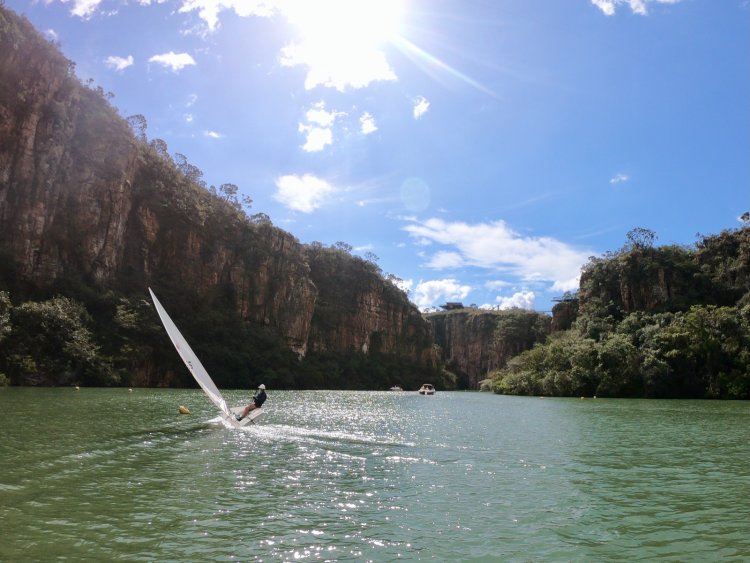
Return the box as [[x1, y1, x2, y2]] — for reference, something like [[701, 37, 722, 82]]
[[284, 0, 403, 52], [279, 0, 404, 90]]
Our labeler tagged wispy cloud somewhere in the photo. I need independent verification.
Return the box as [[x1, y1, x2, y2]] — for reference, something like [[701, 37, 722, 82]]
[[610, 173, 629, 184], [403, 218, 590, 292], [413, 96, 430, 119], [485, 280, 511, 290], [104, 55, 134, 71], [148, 51, 196, 72], [204, 130, 224, 138], [44, 29, 59, 41], [274, 174, 334, 213], [592, 0, 684, 16]]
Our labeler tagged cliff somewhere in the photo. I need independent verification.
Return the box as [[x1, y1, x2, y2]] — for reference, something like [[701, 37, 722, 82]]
[[427, 308, 550, 389], [577, 235, 748, 318], [491, 227, 750, 399], [0, 7, 437, 387]]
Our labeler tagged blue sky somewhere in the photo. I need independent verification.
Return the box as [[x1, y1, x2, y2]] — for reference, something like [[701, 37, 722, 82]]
[[8, 0, 749, 312]]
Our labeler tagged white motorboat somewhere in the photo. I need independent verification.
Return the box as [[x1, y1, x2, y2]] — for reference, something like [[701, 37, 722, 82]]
[[418, 383, 435, 395]]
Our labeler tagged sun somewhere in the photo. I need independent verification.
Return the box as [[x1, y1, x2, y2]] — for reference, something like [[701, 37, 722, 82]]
[[284, 0, 404, 50], [279, 0, 404, 91]]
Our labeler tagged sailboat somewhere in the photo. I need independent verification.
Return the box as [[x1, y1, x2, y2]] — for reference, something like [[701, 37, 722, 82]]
[[149, 288, 263, 427]]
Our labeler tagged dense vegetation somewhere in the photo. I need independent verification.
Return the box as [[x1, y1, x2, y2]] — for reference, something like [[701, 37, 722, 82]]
[[488, 227, 750, 399], [0, 281, 443, 390]]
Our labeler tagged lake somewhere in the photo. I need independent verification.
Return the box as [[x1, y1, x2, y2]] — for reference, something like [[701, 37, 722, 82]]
[[1, 388, 748, 561]]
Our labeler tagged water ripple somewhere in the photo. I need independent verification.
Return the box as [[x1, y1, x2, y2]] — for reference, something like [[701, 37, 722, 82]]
[[1, 389, 748, 561]]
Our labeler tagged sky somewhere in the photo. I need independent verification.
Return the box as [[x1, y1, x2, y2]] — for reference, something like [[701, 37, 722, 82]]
[[7, 0, 749, 313]]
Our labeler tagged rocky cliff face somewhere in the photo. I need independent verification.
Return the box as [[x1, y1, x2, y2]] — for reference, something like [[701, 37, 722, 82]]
[[551, 300, 578, 331], [305, 247, 437, 367], [0, 7, 435, 369], [577, 245, 703, 316], [427, 309, 550, 389]]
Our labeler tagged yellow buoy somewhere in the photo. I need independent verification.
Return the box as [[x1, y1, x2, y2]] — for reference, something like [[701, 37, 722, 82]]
[[179, 405, 190, 415], [128, 388, 133, 392], [75, 386, 80, 391]]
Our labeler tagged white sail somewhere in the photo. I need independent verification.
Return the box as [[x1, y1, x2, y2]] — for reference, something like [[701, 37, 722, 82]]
[[149, 288, 233, 419]]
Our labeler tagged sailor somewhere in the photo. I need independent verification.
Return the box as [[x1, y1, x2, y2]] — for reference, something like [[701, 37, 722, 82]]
[[236, 384, 267, 421]]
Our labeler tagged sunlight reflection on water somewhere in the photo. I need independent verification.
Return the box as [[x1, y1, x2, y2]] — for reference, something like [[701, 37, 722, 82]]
[[0, 389, 748, 561]]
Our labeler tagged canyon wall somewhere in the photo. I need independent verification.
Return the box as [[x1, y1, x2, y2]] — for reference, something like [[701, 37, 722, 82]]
[[0, 8, 436, 379]]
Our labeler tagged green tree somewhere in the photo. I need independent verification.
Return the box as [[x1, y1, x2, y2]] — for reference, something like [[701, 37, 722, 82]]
[[626, 227, 657, 250], [5, 296, 114, 386], [0, 290, 11, 343], [126, 114, 147, 142]]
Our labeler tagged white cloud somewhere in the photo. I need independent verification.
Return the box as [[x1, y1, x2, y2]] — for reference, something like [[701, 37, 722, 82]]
[[65, 0, 102, 19], [177, 0, 276, 31], [610, 173, 629, 184], [104, 55, 134, 71], [148, 51, 196, 72], [551, 276, 581, 293], [45, 29, 59, 41], [413, 96, 430, 119], [360, 112, 377, 134], [592, 0, 684, 16], [274, 174, 334, 213], [496, 291, 536, 310], [425, 251, 464, 269], [186, 94, 198, 107], [298, 102, 341, 152], [204, 130, 224, 138], [413, 279, 472, 310], [485, 280, 511, 290], [592, 0, 617, 15], [299, 125, 332, 152], [305, 102, 338, 127], [403, 218, 591, 292], [280, 41, 396, 91], [392, 277, 413, 294]]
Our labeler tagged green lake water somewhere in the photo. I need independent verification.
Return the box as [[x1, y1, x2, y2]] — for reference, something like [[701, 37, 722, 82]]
[[1, 388, 748, 561]]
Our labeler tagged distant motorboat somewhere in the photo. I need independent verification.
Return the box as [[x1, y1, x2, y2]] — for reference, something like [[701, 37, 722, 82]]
[[389, 385, 403, 391], [418, 384, 435, 395]]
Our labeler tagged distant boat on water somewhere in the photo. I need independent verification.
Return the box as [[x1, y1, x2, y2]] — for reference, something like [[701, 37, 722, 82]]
[[389, 385, 403, 391], [418, 384, 435, 395]]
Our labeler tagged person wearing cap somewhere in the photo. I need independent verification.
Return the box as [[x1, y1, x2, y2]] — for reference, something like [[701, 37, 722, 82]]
[[236, 384, 267, 421]]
